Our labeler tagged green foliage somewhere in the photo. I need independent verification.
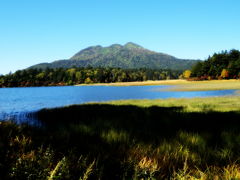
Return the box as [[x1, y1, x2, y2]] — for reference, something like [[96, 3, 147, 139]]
[[0, 76, 4, 85], [29, 42, 198, 71], [0, 67, 181, 87], [191, 49, 240, 79], [36, 72, 46, 80], [10, 146, 54, 180]]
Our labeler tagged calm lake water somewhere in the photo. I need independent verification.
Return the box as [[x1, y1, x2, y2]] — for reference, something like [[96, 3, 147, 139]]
[[0, 85, 237, 122]]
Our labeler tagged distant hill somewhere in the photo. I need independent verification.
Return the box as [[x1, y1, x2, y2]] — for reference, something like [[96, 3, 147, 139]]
[[29, 42, 199, 70]]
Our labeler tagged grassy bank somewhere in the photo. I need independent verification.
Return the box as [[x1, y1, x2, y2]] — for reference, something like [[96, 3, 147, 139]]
[[1, 97, 240, 179], [163, 79, 240, 91], [76, 79, 189, 86], [77, 79, 240, 91], [105, 96, 240, 112]]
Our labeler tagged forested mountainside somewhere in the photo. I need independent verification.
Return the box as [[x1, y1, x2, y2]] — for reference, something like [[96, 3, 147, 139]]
[[29, 42, 199, 71]]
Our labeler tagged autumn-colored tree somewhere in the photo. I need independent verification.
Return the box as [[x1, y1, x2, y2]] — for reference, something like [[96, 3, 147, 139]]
[[84, 77, 93, 84], [182, 70, 192, 79], [220, 69, 229, 79]]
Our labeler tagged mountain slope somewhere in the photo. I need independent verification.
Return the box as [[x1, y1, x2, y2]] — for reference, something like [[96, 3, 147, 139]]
[[29, 42, 199, 70]]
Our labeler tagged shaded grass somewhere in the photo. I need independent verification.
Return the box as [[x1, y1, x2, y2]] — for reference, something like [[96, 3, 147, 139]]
[[1, 97, 240, 179]]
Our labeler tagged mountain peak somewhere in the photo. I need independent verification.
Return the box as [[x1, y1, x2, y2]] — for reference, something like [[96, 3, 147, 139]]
[[85, 45, 103, 50], [109, 44, 122, 49], [124, 42, 143, 49], [70, 45, 103, 59], [30, 42, 199, 71]]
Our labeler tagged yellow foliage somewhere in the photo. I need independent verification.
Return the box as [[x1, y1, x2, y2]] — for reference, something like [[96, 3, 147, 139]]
[[183, 70, 192, 79], [220, 69, 229, 79], [84, 77, 93, 84]]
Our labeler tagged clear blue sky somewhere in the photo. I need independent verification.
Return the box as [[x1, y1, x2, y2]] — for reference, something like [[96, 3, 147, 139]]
[[0, 0, 239, 74]]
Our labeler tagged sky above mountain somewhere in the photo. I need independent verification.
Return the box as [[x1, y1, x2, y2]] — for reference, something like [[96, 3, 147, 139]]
[[0, 0, 240, 74]]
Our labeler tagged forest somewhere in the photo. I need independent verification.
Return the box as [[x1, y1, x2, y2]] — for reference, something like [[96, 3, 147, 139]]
[[191, 49, 240, 79], [0, 67, 181, 87], [1, 49, 240, 88]]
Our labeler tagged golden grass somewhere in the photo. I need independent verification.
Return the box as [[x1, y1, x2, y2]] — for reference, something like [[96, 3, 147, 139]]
[[76, 79, 240, 91], [163, 79, 240, 91], [76, 79, 189, 86]]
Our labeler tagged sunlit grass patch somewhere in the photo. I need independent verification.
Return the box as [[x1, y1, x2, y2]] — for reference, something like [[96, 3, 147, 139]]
[[172, 164, 240, 180], [101, 129, 129, 143], [70, 124, 95, 136], [104, 96, 240, 112], [177, 132, 206, 152], [161, 79, 240, 91]]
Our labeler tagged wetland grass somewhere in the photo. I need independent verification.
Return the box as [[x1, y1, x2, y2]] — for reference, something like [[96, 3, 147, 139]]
[[1, 97, 240, 179]]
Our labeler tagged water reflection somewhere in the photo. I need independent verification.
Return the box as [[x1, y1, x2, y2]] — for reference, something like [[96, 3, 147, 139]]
[[0, 111, 42, 126]]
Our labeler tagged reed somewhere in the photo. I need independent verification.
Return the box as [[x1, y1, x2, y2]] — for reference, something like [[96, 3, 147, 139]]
[[1, 96, 240, 179]]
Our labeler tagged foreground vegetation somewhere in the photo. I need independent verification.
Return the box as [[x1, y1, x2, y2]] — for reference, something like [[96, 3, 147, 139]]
[[1, 97, 240, 179]]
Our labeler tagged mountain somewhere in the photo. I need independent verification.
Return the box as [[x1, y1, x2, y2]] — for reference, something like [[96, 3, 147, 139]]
[[29, 42, 199, 70]]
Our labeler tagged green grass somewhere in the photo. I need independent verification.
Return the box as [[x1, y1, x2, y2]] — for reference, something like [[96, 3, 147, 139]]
[[159, 79, 240, 91], [104, 96, 240, 112], [1, 96, 240, 179]]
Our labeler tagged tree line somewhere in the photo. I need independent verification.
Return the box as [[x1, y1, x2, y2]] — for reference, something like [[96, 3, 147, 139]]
[[190, 49, 240, 80], [0, 67, 181, 87]]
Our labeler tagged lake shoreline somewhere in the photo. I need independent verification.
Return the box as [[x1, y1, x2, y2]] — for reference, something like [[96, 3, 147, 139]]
[[76, 79, 240, 91], [1, 79, 240, 91], [75, 79, 188, 86], [1, 83, 238, 123]]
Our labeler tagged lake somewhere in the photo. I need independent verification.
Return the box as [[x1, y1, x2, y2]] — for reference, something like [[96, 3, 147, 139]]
[[0, 85, 237, 122]]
